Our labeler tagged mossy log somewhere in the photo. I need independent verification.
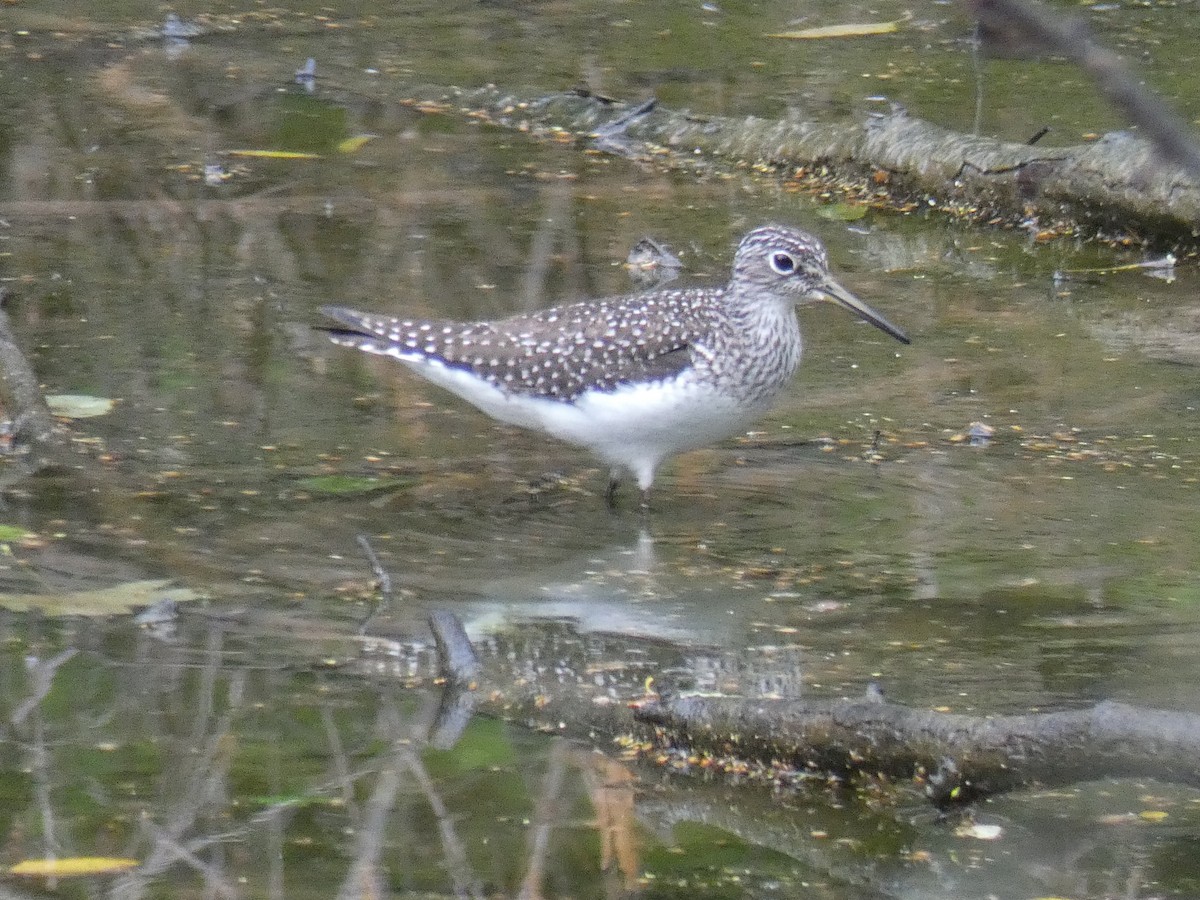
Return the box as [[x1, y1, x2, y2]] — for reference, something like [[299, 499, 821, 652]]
[[399, 84, 1200, 248], [634, 692, 1200, 804], [418, 613, 1200, 804]]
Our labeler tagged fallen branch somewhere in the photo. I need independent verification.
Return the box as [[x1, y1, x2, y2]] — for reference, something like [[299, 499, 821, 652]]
[[397, 84, 1200, 247], [397, 614, 1200, 804], [634, 692, 1200, 804]]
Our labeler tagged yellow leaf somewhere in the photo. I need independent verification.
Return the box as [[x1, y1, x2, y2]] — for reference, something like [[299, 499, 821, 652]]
[[1139, 810, 1169, 822], [767, 17, 904, 39], [10, 857, 139, 877], [45, 394, 116, 418], [0, 580, 200, 616], [227, 149, 323, 160], [337, 134, 377, 154]]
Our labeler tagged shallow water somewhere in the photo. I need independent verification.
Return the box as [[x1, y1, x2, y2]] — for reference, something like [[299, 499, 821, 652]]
[[2, 1, 1200, 896]]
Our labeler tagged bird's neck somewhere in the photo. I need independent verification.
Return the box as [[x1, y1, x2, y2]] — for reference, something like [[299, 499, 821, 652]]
[[711, 293, 804, 402]]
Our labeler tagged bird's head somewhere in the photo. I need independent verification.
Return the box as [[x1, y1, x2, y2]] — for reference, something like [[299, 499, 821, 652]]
[[734, 225, 910, 344]]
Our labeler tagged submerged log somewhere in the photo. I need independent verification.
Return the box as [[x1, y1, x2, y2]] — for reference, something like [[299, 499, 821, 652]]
[[634, 692, 1200, 804], [408, 614, 1200, 804], [397, 84, 1200, 248], [0, 304, 59, 448]]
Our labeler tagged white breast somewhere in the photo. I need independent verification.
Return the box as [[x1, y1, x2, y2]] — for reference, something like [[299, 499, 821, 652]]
[[390, 348, 777, 491]]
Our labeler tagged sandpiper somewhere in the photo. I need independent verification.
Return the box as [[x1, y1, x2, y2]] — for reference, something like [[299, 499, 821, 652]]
[[322, 224, 909, 506]]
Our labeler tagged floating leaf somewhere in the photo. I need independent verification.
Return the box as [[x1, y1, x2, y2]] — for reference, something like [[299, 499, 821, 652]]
[[0, 580, 200, 617], [297, 474, 414, 495], [227, 149, 323, 160], [45, 394, 115, 418], [768, 17, 905, 39], [817, 202, 868, 222], [337, 134, 378, 154], [10, 857, 139, 877], [0, 525, 32, 541], [1139, 810, 1169, 822], [954, 822, 1003, 840]]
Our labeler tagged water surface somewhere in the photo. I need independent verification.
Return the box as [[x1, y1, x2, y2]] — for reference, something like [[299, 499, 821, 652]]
[[2, 1, 1200, 896]]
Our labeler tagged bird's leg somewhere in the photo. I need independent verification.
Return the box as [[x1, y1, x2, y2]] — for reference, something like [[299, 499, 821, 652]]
[[634, 467, 655, 512], [605, 471, 622, 509]]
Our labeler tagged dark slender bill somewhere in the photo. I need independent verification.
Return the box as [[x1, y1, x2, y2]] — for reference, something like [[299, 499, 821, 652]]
[[819, 277, 910, 345]]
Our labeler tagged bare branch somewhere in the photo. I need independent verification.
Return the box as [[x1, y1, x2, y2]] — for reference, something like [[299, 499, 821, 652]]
[[636, 694, 1200, 803], [969, 0, 1200, 176]]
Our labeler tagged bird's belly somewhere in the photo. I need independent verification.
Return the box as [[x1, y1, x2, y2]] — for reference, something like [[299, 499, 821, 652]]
[[402, 357, 777, 468], [399, 357, 552, 430], [537, 378, 772, 463]]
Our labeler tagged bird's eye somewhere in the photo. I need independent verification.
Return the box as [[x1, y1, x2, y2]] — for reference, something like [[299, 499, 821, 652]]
[[769, 251, 796, 275]]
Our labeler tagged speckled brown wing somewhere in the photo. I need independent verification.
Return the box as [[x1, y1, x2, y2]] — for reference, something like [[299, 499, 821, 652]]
[[321, 288, 719, 401]]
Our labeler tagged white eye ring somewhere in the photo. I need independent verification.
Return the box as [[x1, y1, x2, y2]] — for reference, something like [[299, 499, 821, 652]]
[[769, 251, 796, 275]]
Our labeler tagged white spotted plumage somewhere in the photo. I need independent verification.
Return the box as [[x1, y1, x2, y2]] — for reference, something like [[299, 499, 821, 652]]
[[322, 224, 909, 505]]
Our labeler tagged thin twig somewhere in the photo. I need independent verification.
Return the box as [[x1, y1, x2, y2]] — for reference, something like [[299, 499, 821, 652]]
[[355, 534, 393, 634], [355, 534, 393, 597], [969, 0, 1200, 175]]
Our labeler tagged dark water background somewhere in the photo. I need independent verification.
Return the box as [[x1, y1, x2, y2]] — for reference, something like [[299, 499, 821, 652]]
[[2, 0, 1200, 896]]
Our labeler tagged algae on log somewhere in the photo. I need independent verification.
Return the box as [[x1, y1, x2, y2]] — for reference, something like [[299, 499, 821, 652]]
[[633, 693, 1200, 804], [417, 614, 1200, 805], [399, 84, 1200, 247]]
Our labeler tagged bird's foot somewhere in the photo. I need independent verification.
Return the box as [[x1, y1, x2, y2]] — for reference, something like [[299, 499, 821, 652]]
[[605, 474, 621, 510]]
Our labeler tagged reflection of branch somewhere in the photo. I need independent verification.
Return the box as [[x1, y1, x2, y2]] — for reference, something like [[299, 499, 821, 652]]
[[518, 739, 569, 900], [114, 702, 242, 897], [355, 534, 392, 598], [335, 689, 485, 900], [132, 819, 239, 899], [31, 718, 62, 883], [969, 0, 1200, 175], [319, 692, 362, 823], [428, 682, 478, 750], [576, 751, 640, 894], [10, 647, 78, 726], [401, 749, 485, 900], [334, 743, 399, 900], [15, 653, 79, 887], [634, 789, 906, 899], [519, 184, 573, 311], [111, 629, 244, 900]]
